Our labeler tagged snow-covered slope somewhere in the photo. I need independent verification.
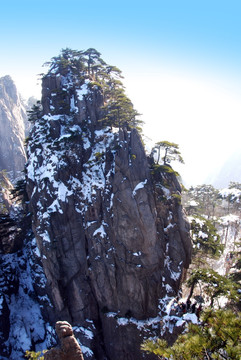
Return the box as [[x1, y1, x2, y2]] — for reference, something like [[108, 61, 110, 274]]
[[0, 233, 55, 359]]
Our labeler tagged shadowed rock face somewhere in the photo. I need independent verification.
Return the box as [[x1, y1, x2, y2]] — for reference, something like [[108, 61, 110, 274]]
[[0, 76, 27, 179], [26, 65, 192, 359]]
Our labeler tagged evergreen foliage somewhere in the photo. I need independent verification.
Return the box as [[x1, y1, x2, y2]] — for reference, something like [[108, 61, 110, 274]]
[[183, 182, 241, 218], [100, 86, 142, 130], [41, 48, 142, 132], [10, 178, 28, 203], [159, 164, 180, 176], [219, 182, 241, 214], [142, 309, 241, 359], [152, 141, 184, 165], [27, 101, 42, 122], [190, 215, 223, 258], [150, 163, 180, 189], [228, 182, 241, 191], [184, 184, 220, 218], [187, 267, 240, 307], [150, 141, 184, 187], [229, 241, 241, 310], [0, 213, 17, 245], [25, 350, 47, 360], [231, 241, 241, 283]]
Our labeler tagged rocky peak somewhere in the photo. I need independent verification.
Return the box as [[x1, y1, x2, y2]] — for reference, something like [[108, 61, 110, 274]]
[[0, 75, 27, 179], [0, 75, 18, 103], [25, 49, 192, 359], [44, 321, 84, 360]]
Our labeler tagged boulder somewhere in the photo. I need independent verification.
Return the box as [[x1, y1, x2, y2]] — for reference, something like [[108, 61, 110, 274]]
[[44, 321, 84, 360]]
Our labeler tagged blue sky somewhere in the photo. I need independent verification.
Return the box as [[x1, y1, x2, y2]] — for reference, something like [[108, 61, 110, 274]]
[[2, 0, 241, 81], [1, 0, 241, 186]]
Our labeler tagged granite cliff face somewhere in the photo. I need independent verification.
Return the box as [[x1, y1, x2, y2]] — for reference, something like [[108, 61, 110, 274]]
[[0, 76, 27, 179], [24, 50, 192, 359]]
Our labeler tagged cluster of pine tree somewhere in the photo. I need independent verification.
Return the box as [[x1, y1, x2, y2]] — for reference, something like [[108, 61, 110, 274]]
[[38, 48, 142, 131]]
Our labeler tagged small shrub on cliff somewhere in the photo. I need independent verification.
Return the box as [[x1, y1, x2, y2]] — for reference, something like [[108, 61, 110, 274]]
[[25, 350, 47, 360], [151, 164, 179, 177], [171, 193, 181, 205], [94, 152, 104, 160]]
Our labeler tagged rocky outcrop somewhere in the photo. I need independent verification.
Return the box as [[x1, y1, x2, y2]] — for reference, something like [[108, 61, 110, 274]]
[[25, 52, 192, 359], [0, 170, 13, 214], [44, 321, 84, 360], [0, 76, 27, 179]]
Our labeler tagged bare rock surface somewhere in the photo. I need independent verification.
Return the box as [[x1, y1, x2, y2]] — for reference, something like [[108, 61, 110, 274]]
[[0, 76, 27, 179]]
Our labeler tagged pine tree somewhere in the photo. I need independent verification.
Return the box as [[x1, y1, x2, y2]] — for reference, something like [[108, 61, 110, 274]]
[[41, 48, 143, 133], [152, 141, 184, 165], [219, 182, 241, 214], [229, 241, 241, 311], [100, 80, 142, 130], [186, 267, 240, 307], [185, 184, 221, 218], [27, 101, 42, 123], [142, 309, 241, 359], [190, 215, 223, 260], [83, 48, 105, 77]]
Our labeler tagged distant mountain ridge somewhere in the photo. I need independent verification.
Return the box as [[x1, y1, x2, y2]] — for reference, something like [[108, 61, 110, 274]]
[[205, 148, 241, 188], [0, 75, 27, 179]]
